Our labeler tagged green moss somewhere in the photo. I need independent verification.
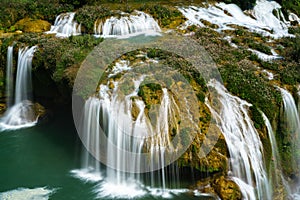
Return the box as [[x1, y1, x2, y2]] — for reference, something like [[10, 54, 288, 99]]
[[220, 64, 282, 121], [249, 105, 264, 129]]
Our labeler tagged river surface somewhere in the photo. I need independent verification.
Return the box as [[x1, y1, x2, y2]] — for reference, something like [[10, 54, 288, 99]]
[[0, 110, 214, 200]]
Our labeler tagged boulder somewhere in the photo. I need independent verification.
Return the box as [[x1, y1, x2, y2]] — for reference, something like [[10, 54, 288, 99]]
[[14, 18, 51, 33]]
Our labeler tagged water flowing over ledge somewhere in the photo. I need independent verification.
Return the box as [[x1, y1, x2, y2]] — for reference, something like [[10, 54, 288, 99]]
[[206, 80, 271, 200], [278, 87, 300, 198], [0, 46, 38, 131], [46, 12, 81, 37], [178, 0, 294, 39], [94, 11, 161, 38]]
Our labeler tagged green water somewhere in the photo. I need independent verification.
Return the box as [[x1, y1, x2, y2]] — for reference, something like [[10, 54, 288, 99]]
[[0, 111, 214, 200]]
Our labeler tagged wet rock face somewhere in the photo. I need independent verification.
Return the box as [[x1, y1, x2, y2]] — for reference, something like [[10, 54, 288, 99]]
[[14, 18, 51, 33]]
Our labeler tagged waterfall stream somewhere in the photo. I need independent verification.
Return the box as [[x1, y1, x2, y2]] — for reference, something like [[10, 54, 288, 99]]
[[278, 87, 300, 198], [178, 0, 292, 38], [261, 112, 291, 198], [0, 46, 38, 130], [6, 46, 14, 108], [71, 59, 200, 198], [46, 12, 81, 37], [94, 11, 161, 38], [206, 80, 271, 200]]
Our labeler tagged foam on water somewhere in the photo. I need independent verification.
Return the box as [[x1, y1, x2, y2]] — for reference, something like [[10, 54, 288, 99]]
[[70, 168, 103, 183], [96, 180, 147, 199], [0, 187, 56, 200]]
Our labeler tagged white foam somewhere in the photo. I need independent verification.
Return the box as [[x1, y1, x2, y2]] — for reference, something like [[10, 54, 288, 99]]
[[70, 168, 103, 183], [146, 187, 189, 199], [0, 101, 38, 131], [0, 187, 56, 200], [96, 180, 146, 199]]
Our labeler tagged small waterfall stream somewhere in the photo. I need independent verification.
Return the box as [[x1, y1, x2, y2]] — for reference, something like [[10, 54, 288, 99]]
[[261, 112, 290, 197], [0, 46, 38, 130], [94, 11, 161, 38], [46, 12, 81, 37], [206, 80, 271, 200], [6, 46, 14, 108], [278, 87, 300, 198]]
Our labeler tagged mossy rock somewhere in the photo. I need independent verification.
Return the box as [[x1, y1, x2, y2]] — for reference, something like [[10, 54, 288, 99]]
[[14, 18, 51, 33], [213, 176, 242, 200]]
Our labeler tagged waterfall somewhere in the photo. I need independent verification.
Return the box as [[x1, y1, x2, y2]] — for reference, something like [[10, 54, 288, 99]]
[[94, 11, 161, 38], [261, 112, 290, 197], [206, 80, 271, 200], [6, 46, 14, 108], [278, 87, 300, 197], [178, 0, 293, 38], [46, 12, 81, 37], [0, 46, 38, 130], [71, 58, 200, 198]]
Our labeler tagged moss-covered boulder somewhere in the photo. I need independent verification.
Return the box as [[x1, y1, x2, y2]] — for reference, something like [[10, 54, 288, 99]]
[[213, 176, 242, 200], [14, 18, 51, 33]]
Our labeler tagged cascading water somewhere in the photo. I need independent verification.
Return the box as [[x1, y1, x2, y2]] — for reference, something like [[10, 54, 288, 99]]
[[72, 59, 198, 199], [0, 46, 38, 130], [6, 46, 14, 108], [278, 87, 300, 198], [178, 0, 293, 38], [94, 11, 161, 38], [206, 80, 271, 200], [261, 112, 290, 197], [46, 12, 81, 37]]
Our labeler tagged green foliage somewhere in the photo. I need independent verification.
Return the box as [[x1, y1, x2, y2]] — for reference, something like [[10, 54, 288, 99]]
[[278, 0, 300, 17], [0, 0, 74, 30], [220, 64, 282, 121], [75, 5, 111, 33], [248, 42, 272, 55], [280, 65, 300, 85], [31, 34, 102, 83], [249, 105, 264, 129], [140, 4, 184, 28], [59, 0, 87, 8], [282, 36, 300, 62]]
